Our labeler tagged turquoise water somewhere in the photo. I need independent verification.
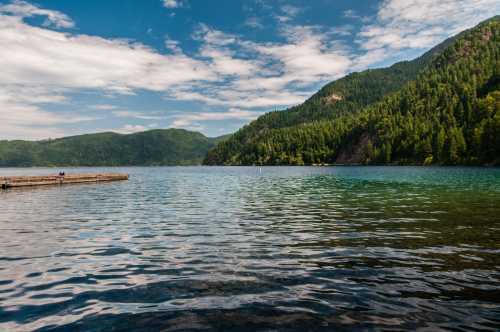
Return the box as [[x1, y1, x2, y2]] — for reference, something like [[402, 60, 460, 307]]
[[0, 166, 499, 331]]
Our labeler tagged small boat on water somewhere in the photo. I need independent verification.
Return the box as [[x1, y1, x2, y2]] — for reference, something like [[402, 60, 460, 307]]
[[1, 173, 129, 189]]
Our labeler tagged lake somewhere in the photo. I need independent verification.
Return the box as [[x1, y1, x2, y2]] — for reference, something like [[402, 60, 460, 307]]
[[0, 166, 499, 331]]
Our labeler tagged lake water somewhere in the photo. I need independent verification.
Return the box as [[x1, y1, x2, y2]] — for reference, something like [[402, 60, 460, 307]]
[[0, 166, 499, 331]]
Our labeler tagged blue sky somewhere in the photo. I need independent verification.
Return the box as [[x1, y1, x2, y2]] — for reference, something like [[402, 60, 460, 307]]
[[0, 0, 499, 139]]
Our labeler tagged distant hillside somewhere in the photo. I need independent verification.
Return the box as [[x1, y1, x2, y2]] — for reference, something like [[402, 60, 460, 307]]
[[0, 129, 226, 166], [205, 16, 500, 166]]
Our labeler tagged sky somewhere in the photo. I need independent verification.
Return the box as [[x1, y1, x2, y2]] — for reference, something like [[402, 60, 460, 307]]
[[0, 0, 499, 140]]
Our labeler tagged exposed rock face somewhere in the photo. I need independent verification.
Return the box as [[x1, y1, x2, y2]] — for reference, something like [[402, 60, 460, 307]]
[[335, 133, 371, 164], [323, 93, 343, 104], [482, 29, 493, 41]]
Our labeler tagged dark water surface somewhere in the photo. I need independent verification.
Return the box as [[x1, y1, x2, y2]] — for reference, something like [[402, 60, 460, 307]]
[[0, 166, 499, 331]]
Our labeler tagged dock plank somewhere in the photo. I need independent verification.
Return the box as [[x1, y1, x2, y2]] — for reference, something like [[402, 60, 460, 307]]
[[1, 173, 128, 189]]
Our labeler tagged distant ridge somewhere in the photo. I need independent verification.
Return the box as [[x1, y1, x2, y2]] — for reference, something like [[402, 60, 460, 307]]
[[205, 16, 500, 166], [0, 129, 228, 166]]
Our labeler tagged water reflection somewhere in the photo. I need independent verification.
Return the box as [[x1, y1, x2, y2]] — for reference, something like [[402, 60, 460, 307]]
[[0, 166, 499, 331]]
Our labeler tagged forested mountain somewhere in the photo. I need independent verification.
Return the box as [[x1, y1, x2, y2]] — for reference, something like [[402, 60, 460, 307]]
[[205, 16, 500, 166], [0, 129, 225, 166]]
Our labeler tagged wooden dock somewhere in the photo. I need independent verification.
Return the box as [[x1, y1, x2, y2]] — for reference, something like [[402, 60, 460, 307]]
[[1, 173, 129, 189]]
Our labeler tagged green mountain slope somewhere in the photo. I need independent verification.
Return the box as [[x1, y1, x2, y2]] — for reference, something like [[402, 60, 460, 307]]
[[205, 16, 500, 166], [0, 129, 223, 166]]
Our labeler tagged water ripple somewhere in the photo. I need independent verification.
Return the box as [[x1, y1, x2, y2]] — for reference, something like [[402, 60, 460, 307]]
[[0, 166, 499, 331]]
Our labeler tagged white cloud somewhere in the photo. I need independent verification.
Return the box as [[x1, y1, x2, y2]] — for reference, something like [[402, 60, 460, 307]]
[[0, 9, 216, 92], [2, 0, 498, 139], [0, 0, 74, 28], [170, 88, 309, 109], [377, 0, 498, 28], [174, 23, 351, 109], [343, 9, 358, 19], [112, 124, 148, 134], [192, 23, 237, 45], [356, 0, 500, 67], [0, 1, 354, 139], [0, 16, 215, 91], [162, 0, 186, 9], [0, 85, 96, 140], [90, 104, 117, 110], [0, 125, 66, 141], [281, 5, 301, 17], [112, 110, 165, 120], [276, 5, 302, 22], [165, 37, 181, 53], [0, 5, 215, 139], [256, 25, 351, 83], [170, 109, 261, 129], [202, 48, 259, 76], [343, 9, 371, 23], [244, 16, 264, 29]]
